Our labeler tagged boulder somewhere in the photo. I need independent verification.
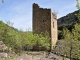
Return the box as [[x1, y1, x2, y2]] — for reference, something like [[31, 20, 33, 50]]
[[0, 53, 8, 58], [0, 41, 8, 52]]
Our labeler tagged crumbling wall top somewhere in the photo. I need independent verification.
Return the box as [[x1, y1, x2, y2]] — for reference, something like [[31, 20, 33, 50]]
[[52, 13, 57, 18], [33, 3, 51, 10], [33, 3, 39, 8]]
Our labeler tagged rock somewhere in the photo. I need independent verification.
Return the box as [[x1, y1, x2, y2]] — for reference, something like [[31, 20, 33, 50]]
[[0, 53, 8, 58], [0, 41, 8, 52], [20, 59, 23, 60]]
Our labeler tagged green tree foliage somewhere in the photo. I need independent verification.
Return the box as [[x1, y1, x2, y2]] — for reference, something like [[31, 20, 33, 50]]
[[76, 0, 80, 9], [57, 24, 80, 59], [1, 0, 4, 3], [23, 31, 50, 51], [35, 32, 50, 50], [0, 20, 50, 53], [54, 40, 80, 59], [76, 0, 80, 22], [53, 1, 80, 59], [0, 21, 7, 41], [72, 23, 80, 41]]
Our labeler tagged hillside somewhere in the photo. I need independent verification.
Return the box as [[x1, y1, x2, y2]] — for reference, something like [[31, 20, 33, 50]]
[[0, 20, 22, 52], [55, 10, 80, 59], [0, 20, 50, 52], [0, 9, 80, 59], [58, 10, 79, 27]]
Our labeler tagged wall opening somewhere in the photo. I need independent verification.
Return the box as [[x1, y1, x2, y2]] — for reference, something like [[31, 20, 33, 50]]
[[43, 20, 44, 22]]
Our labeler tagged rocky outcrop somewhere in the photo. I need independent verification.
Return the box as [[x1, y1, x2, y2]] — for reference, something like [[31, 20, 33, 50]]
[[0, 53, 8, 58], [0, 41, 8, 58], [0, 41, 8, 52], [0, 41, 15, 58]]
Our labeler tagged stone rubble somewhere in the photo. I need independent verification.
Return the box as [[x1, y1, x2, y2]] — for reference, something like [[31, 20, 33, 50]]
[[17, 53, 70, 60]]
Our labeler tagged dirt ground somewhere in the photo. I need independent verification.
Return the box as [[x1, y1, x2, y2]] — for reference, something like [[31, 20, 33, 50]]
[[17, 52, 70, 60]]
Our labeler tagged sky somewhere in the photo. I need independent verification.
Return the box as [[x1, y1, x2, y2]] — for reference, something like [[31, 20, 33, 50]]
[[0, 0, 78, 31]]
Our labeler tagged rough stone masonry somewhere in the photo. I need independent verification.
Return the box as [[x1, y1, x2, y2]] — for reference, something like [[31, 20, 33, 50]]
[[32, 3, 57, 50]]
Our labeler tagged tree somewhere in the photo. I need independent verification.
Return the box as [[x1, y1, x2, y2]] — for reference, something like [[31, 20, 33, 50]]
[[37, 32, 50, 50], [76, 0, 80, 22], [54, 27, 80, 59], [24, 31, 50, 51], [76, 0, 80, 9], [1, 0, 4, 3]]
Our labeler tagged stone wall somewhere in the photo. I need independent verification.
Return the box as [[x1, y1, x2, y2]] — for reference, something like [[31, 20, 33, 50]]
[[51, 13, 57, 49], [32, 3, 57, 50], [33, 3, 51, 34], [58, 10, 79, 27]]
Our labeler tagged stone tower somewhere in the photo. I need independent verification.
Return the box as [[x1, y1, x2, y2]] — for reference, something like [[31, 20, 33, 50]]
[[32, 3, 57, 50]]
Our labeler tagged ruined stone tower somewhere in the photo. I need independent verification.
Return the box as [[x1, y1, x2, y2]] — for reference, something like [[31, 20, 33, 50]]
[[32, 3, 57, 50]]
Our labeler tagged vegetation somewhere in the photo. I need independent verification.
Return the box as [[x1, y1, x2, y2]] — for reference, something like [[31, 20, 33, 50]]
[[54, 0, 80, 59], [0, 20, 50, 54], [55, 24, 80, 59], [0, 0, 80, 60], [1, 0, 4, 3]]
